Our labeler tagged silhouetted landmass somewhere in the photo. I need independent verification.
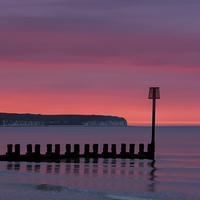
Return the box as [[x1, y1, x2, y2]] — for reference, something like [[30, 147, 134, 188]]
[[0, 113, 127, 126]]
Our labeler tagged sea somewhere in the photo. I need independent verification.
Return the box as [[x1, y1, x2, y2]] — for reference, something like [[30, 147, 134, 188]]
[[0, 126, 199, 200]]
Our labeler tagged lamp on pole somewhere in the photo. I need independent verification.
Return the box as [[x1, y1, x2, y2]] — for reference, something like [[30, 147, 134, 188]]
[[148, 87, 160, 160]]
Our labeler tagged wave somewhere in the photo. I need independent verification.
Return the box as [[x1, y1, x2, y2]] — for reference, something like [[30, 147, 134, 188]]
[[0, 181, 154, 200], [35, 184, 64, 192], [106, 194, 153, 200]]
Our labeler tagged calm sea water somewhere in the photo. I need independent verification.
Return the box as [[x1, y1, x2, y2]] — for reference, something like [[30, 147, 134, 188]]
[[0, 126, 199, 200]]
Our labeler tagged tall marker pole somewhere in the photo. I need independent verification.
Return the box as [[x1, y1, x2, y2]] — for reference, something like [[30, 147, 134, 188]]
[[148, 87, 160, 160]]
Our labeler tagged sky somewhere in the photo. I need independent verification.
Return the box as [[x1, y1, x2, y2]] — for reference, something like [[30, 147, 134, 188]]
[[0, 0, 200, 126]]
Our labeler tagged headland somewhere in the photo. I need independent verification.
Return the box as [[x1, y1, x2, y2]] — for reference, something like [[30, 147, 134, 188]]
[[0, 113, 127, 127]]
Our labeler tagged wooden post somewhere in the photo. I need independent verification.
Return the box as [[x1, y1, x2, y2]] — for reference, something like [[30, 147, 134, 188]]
[[139, 143, 144, 154], [121, 143, 126, 154], [7, 144, 13, 154], [147, 143, 152, 158], [74, 144, 80, 156], [93, 144, 98, 155], [103, 144, 108, 154], [84, 144, 90, 155], [27, 144, 32, 154], [46, 144, 52, 155], [129, 144, 135, 158], [55, 144, 60, 156], [35, 144, 40, 156], [15, 144, 20, 156], [111, 144, 116, 156], [66, 144, 71, 154]]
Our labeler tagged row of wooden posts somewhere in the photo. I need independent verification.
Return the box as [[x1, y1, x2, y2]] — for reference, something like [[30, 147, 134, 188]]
[[1, 143, 154, 160]]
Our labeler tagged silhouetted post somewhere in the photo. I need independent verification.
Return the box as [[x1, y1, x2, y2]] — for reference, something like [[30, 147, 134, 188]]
[[15, 144, 20, 156], [46, 144, 52, 155], [121, 143, 126, 157], [7, 144, 13, 154], [147, 143, 151, 157], [74, 144, 80, 156], [66, 144, 71, 154], [84, 144, 90, 155], [35, 144, 41, 156], [55, 144, 60, 156], [27, 144, 32, 154], [121, 143, 126, 154], [111, 144, 116, 156], [129, 144, 135, 158], [139, 143, 144, 154], [148, 87, 160, 160], [103, 144, 108, 154], [93, 144, 98, 155]]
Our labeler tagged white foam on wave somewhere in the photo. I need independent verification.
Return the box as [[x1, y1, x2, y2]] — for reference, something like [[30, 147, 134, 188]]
[[106, 194, 154, 200]]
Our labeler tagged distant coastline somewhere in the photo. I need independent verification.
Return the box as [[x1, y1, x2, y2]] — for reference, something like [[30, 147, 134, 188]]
[[0, 113, 127, 127]]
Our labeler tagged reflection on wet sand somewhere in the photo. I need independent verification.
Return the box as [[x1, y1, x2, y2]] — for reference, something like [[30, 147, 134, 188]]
[[55, 164, 60, 174], [27, 164, 32, 172], [5, 158, 156, 191], [147, 160, 157, 192], [35, 164, 40, 173]]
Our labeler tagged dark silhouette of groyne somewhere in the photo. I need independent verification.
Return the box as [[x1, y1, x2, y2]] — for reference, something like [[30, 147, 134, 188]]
[[0, 143, 154, 161]]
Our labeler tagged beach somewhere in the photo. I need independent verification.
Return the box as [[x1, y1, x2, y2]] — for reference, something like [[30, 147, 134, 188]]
[[0, 126, 199, 200]]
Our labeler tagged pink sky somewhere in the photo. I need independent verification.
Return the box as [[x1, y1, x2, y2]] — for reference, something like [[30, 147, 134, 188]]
[[0, 1, 200, 125]]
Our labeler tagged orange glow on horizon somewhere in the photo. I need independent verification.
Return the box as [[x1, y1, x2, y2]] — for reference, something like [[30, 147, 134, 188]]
[[0, 61, 200, 126], [1, 90, 200, 126]]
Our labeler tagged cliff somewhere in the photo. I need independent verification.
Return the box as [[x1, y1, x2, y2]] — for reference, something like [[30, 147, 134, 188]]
[[0, 113, 127, 127]]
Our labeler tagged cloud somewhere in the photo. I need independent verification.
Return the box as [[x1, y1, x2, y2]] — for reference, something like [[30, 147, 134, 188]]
[[1, 0, 199, 34], [0, 0, 200, 68], [0, 30, 200, 68]]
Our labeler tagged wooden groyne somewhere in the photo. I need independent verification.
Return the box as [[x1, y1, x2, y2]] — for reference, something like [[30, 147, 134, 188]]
[[0, 143, 154, 161]]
